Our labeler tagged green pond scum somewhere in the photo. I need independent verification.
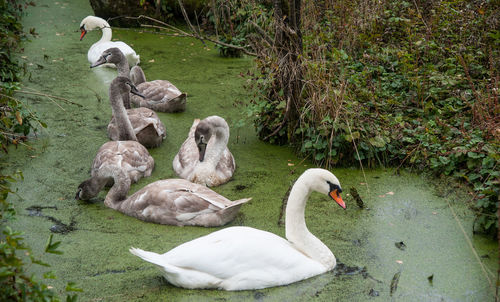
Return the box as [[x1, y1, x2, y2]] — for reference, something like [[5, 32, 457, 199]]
[[2, 0, 497, 301]]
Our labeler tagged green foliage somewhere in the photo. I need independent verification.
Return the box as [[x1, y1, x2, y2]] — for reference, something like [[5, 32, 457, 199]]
[[246, 1, 499, 233], [205, 0, 273, 57], [0, 0, 45, 151], [0, 1, 80, 300]]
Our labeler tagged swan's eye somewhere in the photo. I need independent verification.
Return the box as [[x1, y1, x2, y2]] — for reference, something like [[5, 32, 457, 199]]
[[327, 181, 342, 193]]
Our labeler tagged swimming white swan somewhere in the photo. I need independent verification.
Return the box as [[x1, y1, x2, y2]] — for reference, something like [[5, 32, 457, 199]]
[[91, 47, 186, 113], [76, 77, 154, 200], [105, 75, 166, 148], [79, 16, 140, 67], [130, 168, 346, 290], [173, 116, 234, 187]]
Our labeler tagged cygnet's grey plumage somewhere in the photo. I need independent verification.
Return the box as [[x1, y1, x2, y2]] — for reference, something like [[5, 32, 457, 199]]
[[173, 116, 235, 187], [105, 75, 166, 148], [92, 47, 186, 113], [76, 77, 154, 201]]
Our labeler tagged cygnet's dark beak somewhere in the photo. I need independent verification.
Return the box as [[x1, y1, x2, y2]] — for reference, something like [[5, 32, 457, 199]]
[[129, 84, 145, 98], [75, 189, 82, 200], [197, 141, 207, 162], [90, 55, 107, 68]]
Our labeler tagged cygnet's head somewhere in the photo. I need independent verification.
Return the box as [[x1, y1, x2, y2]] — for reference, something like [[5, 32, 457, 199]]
[[90, 47, 125, 68], [75, 179, 98, 201], [110, 76, 145, 99], [194, 121, 213, 162], [79, 16, 108, 41]]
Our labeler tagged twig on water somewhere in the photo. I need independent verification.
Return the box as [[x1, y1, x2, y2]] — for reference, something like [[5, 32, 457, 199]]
[[122, 14, 257, 56], [15, 89, 82, 108]]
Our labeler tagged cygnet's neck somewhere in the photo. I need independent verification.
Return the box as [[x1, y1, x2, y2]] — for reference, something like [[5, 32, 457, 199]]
[[200, 125, 228, 168], [115, 58, 130, 79], [130, 66, 146, 85], [110, 84, 136, 141], [103, 168, 131, 209], [285, 179, 335, 269]]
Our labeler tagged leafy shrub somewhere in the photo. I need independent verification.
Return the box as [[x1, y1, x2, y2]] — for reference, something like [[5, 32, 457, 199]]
[[246, 0, 499, 233]]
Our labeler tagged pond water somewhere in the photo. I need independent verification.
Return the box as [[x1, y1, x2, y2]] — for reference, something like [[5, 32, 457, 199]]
[[4, 0, 497, 301]]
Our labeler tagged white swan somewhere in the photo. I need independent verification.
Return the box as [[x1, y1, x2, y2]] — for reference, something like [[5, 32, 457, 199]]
[[79, 16, 140, 67], [76, 77, 154, 200], [173, 116, 234, 187], [91, 47, 186, 113], [130, 168, 346, 290]]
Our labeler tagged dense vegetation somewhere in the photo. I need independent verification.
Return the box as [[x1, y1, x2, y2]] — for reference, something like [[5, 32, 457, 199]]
[[206, 0, 499, 234], [0, 0, 80, 300]]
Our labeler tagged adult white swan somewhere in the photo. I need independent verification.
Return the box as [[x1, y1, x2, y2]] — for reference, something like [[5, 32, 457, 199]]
[[79, 16, 140, 67], [130, 168, 346, 290], [91, 47, 186, 113], [76, 77, 154, 200], [173, 116, 234, 187]]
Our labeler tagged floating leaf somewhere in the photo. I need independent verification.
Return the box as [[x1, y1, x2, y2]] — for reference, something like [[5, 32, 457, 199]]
[[390, 271, 401, 296]]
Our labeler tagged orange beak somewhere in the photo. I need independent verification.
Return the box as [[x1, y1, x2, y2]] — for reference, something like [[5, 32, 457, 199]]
[[329, 189, 346, 209], [80, 29, 87, 41]]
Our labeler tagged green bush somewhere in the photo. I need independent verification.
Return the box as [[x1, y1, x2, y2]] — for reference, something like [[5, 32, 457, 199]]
[[246, 0, 499, 233]]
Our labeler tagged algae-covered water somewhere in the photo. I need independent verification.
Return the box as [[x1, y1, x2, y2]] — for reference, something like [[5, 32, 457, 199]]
[[3, 0, 497, 301]]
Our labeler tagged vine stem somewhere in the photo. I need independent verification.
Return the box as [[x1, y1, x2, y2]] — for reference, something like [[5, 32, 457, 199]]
[[345, 119, 369, 193]]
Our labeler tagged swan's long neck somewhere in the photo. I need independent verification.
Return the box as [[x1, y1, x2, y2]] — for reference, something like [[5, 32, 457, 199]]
[[103, 168, 131, 209], [98, 24, 112, 44], [202, 125, 229, 168], [285, 180, 336, 269], [110, 85, 136, 141]]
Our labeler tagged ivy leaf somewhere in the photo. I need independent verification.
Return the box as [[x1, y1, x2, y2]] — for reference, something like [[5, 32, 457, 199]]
[[369, 136, 386, 148]]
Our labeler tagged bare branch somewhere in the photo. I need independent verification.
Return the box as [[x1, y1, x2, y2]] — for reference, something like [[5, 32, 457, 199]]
[[177, 0, 207, 46], [248, 20, 274, 46]]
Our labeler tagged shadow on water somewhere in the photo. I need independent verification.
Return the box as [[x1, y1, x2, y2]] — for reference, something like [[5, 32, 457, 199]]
[[25, 205, 77, 234]]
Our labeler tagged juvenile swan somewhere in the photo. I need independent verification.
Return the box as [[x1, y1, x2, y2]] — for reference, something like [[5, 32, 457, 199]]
[[77, 176, 251, 226], [130, 168, 346, 290], [92, 47, 186, 113], [76, 78, 154, 200], [107, 76, 166, 148], [79, 16, 140, 66], [173, 116, 234, 187]]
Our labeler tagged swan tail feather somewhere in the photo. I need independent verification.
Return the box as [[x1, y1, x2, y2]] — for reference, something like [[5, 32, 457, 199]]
[[228, 198, 252, 208], [129, 247, 181, 275]]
